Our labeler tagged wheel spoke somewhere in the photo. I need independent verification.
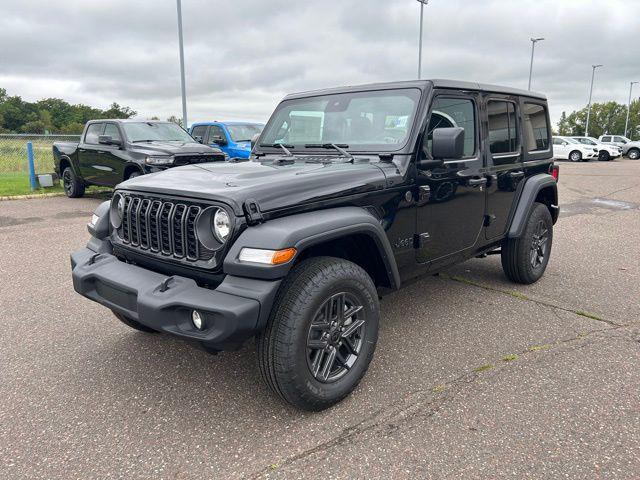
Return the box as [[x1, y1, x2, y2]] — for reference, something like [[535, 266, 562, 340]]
[[307, 338, 328, 349], [343, 337, 359, 356], [335, 349, 350, 370], [341, 305, 363, 324], [341, 319, 365, 339], [311, 349, 325, 377], [319, 348, 337, 382]]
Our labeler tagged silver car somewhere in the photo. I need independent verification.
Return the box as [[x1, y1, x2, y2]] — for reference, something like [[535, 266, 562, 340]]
[[598, 135, 640, 160]]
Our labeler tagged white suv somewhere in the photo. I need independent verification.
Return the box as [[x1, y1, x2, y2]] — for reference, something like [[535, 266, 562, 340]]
[[570, 136, 622, 161], [552, 136, 598, 162], [598, 135, 640, 160]]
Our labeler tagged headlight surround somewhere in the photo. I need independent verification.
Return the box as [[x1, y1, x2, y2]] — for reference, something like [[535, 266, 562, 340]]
[[109, 193, 125, 229], [213, 208, 231, 242], [145, 155, 174, 165]]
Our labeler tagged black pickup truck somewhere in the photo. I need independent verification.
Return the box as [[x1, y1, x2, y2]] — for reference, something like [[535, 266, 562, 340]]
[[53, 119, 226, 198], [71, 80, 559, 410]]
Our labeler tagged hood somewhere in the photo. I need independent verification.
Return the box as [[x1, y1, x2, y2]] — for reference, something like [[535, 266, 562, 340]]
[[129, 141, 221, 156], [119, 158, 390, 215]]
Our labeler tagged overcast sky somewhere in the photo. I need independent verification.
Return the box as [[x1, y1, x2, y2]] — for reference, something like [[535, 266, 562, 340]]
[[1, 0, 639, 127]]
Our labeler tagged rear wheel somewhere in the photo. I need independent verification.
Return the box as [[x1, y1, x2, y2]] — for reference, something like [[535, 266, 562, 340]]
[[598, 150, 610, 161], [112, 311, 158, 333], [257, 257, 379, 411], [62, 166, 85, 198], [628, 148, 640, 160], [501, 202, 553, 284], [569, 150, 582, 162]]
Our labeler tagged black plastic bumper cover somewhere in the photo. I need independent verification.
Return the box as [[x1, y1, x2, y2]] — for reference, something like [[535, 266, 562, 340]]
[[71, 247, 281, 350]]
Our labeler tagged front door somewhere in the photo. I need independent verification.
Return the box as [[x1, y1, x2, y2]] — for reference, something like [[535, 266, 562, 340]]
[[78, 122, 104, 183], [416, 92, 486, 266], [484, 96, 525, 239], [94, 122, 125, 185]]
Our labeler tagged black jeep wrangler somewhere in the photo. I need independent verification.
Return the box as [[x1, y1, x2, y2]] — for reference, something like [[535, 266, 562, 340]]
[[71, 80, 559, 411]]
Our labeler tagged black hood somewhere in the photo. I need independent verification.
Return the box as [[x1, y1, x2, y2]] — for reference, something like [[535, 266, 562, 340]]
[[118, 158, 391, 215], [129, 141, 221, 156]]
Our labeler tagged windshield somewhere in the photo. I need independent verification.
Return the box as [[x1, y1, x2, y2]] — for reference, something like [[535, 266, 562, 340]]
[[122, 122, 194, 142], [259, 88, 421, 152], [226, 124, 264, 142]]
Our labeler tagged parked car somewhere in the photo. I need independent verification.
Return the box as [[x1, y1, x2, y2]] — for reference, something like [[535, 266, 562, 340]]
[[71, 79, 558, 410], [189, 121, 264, 159], [53, 120, 226, 198], [552, 136, 598, 162], [598, 134, 640, 160], [570, 136, 622, 161]]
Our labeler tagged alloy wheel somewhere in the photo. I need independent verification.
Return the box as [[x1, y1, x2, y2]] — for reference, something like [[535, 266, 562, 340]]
[[63, 170, 73, 195], [306, 292, 365, 383], [530, 219, 549, 268]]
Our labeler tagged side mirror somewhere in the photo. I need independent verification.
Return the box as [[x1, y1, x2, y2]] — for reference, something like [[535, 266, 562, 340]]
[[212, 135, 227, 146], [250, 133, 261, 150], [432, 127, 465, 159], [98, 135, 122, 146]]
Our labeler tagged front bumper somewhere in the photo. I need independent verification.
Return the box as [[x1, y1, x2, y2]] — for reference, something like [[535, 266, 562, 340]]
[[71, 247, 281, 350]]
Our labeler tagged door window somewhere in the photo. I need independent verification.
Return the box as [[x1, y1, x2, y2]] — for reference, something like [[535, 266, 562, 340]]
[[103, 124, 121, 142], [552, 137, 564, 145], [601, 136, 611, 142], [208, 125, 226, 143], [522, 103, 550, 152], [84, 123, 104, 144], [613, 136, 627, 143], [487, 100, 520, 164], [191, 125, 207, 141], [426, 97, 476, 158]]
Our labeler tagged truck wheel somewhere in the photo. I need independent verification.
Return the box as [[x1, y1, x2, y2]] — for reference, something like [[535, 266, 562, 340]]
[[257, 257, 379, 411], [62, 167, 85, 198], [501, 202, 553, 284], [628, 148, 640, 160], [127, 170, 142, 180], [112, 311, 158, 333]]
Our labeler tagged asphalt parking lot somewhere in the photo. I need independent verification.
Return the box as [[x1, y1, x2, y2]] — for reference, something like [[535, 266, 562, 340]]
[[1, 159, 639, 479]]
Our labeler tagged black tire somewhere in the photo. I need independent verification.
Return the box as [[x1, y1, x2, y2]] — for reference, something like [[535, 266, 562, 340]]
[[112, 311, 158, 333], [257, 257, 380, 411], [627, 148, 640, 160], [568, 150, 582, 162], [127, 170, 142, 180], [598, 150, 610, 161], [62, 166, 85, 198], [501, 202, 553, 285]]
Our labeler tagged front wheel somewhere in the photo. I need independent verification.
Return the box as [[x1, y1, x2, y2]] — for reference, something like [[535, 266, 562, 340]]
[[598, 150, 610, 161], [627, 148, 640, 160], [501, 202, 553, 284], [257, 257, 379, 411], [569, 150, 582, 162]]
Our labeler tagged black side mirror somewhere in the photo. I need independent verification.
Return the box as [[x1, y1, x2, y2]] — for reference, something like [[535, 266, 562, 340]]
[[98, 135, 122, 146], [432, 127, 465, 159], [250, 133, 261, 150], [212, 135, 227, 146]]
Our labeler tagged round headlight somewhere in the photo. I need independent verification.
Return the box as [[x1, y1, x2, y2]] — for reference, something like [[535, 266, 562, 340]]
[[213, 209, 230, 242], [110, 194, 125, 228]]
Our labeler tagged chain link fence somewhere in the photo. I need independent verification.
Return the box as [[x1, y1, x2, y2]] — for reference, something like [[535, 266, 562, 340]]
[[0, 134, 81, 174]]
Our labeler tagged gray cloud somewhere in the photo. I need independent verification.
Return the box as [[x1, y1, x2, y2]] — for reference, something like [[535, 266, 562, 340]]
[[1, 0, 639, 125]]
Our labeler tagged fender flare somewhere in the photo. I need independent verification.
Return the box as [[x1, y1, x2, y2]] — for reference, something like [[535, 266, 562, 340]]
[[508, 173, 558, 238], [223, 206, 401, 289]]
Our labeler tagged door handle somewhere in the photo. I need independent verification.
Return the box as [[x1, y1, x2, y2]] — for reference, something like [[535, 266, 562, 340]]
[[78, 148, 86, 152], [468, 177, 488, 186], [509, 171, 525, 179]]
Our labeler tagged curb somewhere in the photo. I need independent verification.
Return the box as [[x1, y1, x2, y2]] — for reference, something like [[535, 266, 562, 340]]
[[0, 189, 111, 201]]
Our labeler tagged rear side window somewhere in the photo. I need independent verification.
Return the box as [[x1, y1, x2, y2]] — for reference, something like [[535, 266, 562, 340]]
[[601, 136, 611, 142], [191, 125, 207, 140], [104, 124, 121, 142], [487, 100, 519, 160], [522, 103, 550, 152], [426, 97, 476, 158], [84, 123, 104, 144], [613, 136, 627, 143]]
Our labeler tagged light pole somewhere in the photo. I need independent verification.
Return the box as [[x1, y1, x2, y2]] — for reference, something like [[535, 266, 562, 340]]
[[176, 0, 188, 128], [585, 64, 603, 137], [417, 0, 429, 79], [624, 81, 639, 138], [528, 37, 544, 90]]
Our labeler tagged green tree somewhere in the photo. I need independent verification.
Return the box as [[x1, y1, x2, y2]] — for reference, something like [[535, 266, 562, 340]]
[[556, 100, 639, 139]]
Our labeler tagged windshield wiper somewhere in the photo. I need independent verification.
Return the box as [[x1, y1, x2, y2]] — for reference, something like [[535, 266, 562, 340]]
[[260, 143, 294, 156], [304, 143, 354, 161], [132, 139, 157, 143]]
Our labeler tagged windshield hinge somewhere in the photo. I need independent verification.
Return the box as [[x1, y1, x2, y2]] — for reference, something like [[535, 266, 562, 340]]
[[243, 198, 264, 226]]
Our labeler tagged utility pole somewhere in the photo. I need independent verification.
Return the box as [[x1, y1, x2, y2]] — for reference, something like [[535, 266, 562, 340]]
[[417, 0, 429, 79], [585, 64, 603, 137], [624, 81, 639, 138], [176, 0, 188, 128], [528, 37, 544, 90]]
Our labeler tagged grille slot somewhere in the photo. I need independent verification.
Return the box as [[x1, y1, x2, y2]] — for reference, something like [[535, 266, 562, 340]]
[[116, 194, 213, 263]]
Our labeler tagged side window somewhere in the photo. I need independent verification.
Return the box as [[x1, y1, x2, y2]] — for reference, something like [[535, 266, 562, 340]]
[[84, 123, 104, 144], [487, 100, 520, 163], [601, 136, 611, 142], [208, 125, 226, 143], [425, 97, 476, 158], [522, 103, 550, 152], [552, 137, 563, 145], [191, 125, 207, 140], [613, 136, 627, 144], [103, 124, 121, 142]]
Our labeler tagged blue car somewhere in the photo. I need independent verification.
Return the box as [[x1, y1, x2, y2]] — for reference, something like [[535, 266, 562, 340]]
[[189, 121, 264, 159]]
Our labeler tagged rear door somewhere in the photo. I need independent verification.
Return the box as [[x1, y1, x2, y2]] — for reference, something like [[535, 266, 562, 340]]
[[484, 96, 525, 239], [78, 122, 104, 182], [415, 91, 486, 266]]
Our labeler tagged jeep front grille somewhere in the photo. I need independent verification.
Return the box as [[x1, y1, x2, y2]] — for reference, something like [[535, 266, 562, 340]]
[[116, 194, 214, 262]]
